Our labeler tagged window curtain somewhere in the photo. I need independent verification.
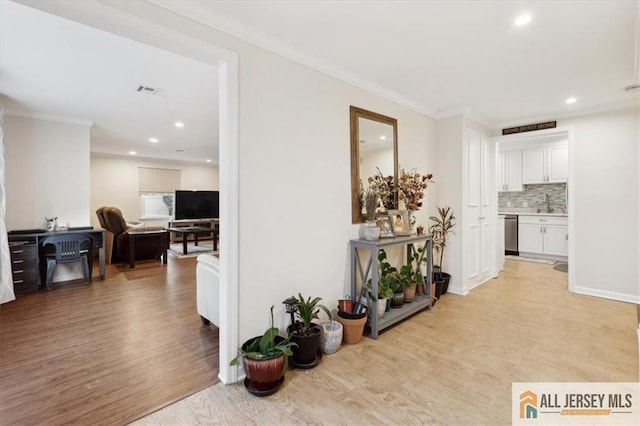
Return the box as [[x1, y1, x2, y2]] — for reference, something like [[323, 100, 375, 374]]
[[0, 108, 16, 304]]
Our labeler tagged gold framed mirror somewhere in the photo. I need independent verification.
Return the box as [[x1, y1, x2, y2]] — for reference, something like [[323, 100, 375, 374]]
[[350, 106, 398, 224]]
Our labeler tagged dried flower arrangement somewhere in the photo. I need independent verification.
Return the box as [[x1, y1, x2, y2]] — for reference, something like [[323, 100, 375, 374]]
[[367, 168, 395, 210], [364, 188, 379, 221], [397, 169, 434, 211]]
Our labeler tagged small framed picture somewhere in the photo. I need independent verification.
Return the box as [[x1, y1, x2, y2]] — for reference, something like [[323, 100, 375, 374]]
[[376, 216, 394, 238], [389, 210, 410, 236]]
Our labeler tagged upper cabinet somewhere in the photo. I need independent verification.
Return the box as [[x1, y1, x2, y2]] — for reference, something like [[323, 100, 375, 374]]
[[522, 143, 568, 184], [497, 150, 522, 192]]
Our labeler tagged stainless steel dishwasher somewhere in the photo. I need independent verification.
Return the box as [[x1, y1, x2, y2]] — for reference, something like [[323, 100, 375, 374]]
[[505, 214, 518, 255]]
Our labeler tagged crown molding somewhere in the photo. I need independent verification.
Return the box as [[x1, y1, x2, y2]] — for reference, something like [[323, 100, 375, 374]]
[[5, 109, 94, 127], [147, 0, 437, 119], [493, 98, 639, 130], [90, 151, 219, 167]]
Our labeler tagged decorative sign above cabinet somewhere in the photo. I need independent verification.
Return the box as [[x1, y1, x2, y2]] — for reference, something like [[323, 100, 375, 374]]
[[502, 121, 556, 135]]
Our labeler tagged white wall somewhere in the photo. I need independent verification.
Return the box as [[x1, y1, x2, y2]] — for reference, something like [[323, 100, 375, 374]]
[[90, 155, 219, 228], [4, 114, 91, 282], [435, 116, 463, 293], [4, 115, 90, 230], [559, 107, 639, 302], [236, 45, 437, 338]]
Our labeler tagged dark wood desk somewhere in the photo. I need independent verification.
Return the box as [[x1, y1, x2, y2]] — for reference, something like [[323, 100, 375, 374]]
[[8, 228, 106, 293], [126, 229, 169, 268]]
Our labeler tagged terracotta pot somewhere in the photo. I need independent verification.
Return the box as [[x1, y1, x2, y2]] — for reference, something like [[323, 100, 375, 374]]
[[337, 299, 353, 313], [404, 282, 417, 303], [241, 336, 286, 392], [336, 315, 367, 344]]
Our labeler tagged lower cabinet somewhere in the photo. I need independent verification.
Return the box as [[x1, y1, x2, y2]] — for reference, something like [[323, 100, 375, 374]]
[[9, 242, 39, 294], [518, 216, 568, 257]]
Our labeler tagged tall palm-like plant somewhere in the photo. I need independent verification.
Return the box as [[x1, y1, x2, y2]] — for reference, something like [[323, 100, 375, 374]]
[[428, 206, 456, 268], [293, 293, 331, 336]]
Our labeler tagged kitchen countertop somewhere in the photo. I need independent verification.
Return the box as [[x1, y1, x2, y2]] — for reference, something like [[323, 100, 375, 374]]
[[498, 210, 568, 217]]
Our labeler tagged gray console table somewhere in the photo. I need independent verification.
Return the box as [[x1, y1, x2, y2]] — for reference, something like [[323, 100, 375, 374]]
[[350, 234, 432, 339]]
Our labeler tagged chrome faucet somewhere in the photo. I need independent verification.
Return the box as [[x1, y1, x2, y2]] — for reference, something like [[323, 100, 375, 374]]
[[544, 194, 550, 213]]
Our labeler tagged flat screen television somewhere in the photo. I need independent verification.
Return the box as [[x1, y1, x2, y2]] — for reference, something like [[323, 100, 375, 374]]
[[174, 190, 219, 220]]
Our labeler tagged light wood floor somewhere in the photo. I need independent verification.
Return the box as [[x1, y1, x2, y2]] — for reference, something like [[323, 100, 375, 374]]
[[135, 259, 638, 425], [0, 256, 219, 425]]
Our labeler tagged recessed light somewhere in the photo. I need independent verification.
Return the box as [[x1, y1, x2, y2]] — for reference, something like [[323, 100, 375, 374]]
[[514, 14, 532, 26], [148, 137, 159, 143], [129, 151, 137, 155], [565, 97, 577, 104], [380, 135, 386, 140], [205, 159, 212, 163], [174, 121, 184, 128]]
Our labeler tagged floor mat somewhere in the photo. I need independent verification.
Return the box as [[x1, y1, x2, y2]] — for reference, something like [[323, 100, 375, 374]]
[[505, 255, 556, 265], [553, 262, 568, 272], [168, 242, 217, 258]]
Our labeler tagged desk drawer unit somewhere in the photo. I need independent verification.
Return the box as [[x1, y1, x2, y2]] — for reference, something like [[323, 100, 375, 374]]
[[9, 243, 39, 294]]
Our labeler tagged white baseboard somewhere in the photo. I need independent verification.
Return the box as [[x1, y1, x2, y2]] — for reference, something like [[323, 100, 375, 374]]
[[573, 285, 640, 304]]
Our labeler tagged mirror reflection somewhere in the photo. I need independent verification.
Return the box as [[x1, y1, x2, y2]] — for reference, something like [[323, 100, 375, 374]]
[[350, 106, 398, 224]]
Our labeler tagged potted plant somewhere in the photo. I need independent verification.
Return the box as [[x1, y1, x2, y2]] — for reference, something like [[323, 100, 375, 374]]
[[400, 247, 426, 302], [366, 278, 393, 319], [287, 293, 331, 368], [377, 249, 408, 308], [230, 306, 297, 396], [429, 206, 456, 295]]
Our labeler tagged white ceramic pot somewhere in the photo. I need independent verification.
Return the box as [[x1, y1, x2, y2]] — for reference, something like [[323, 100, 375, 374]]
[[321, 321, 343, 354]]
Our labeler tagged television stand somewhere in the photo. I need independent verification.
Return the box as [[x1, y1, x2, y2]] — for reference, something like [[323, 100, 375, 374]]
[[167, 219, 219, 244]]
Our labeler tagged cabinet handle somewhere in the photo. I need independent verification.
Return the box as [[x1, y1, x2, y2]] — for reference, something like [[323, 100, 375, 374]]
[[13, 250, 23, 254], [14, 269, 24, 274], [12, 260, 23, 264], [14, 280, 24, 284], [479, 217, 485, 220], [565, 235, 568, 240], [539, 219, 547, 222]]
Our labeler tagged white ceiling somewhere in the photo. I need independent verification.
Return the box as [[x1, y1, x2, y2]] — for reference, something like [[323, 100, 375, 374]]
[[193, 0, 639, 126], [1, 1, 638, 164], [0, 1, 219, 164]]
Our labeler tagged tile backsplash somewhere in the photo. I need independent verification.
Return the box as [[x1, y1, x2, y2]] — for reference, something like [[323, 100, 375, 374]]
[[499, 183, 567, 212]]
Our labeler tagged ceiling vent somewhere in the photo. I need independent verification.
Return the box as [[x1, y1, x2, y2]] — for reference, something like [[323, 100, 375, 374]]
[[136, 85, 164, 95], [623, 84, 640, 93]]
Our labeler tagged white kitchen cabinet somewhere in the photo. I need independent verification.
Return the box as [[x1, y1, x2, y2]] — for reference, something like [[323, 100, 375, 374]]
[[497, 151, 522, 192], [522, 144, 568, 184], [518, 215, 568, 257]]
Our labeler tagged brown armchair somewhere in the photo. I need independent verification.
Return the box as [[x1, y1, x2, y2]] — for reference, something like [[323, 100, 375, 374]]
[[96, 207, 166, 263]]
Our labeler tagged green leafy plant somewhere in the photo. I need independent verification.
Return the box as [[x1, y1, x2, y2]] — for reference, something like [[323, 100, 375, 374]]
[[378, 249, 409, 292], [230, 306, 296, 365], [400, 247, 426, 285], [429, 206, 456, 268], [292, 293, 331, 336], [366, 278, 393, 300]]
